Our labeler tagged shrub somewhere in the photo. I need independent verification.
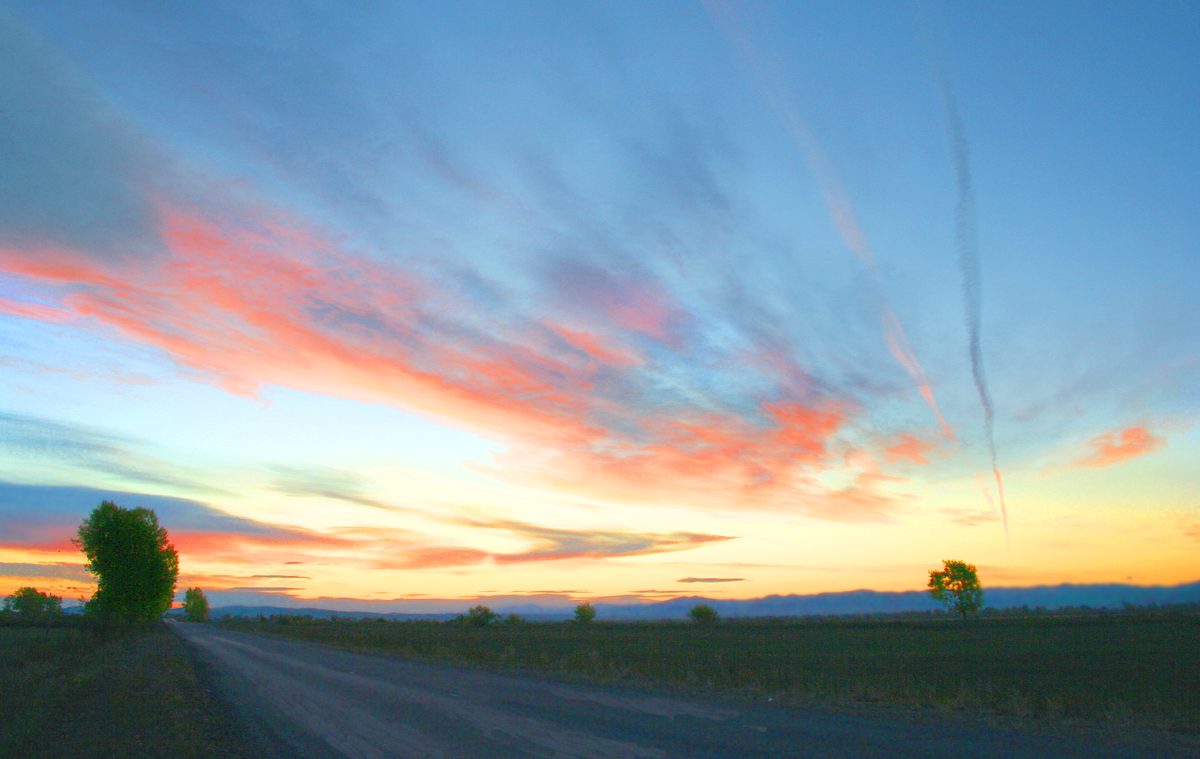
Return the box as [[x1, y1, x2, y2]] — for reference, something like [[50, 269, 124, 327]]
[[464, 605, 498, 627], [574, 602, 596, 624], [3, 587, 62, 620], [688, 604, 719, 624]]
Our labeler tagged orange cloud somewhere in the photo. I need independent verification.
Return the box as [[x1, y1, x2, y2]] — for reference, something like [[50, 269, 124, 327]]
[[0, 201, 892, 519], [1074, 426, 1166, 468], [883, 433, 941, 465]]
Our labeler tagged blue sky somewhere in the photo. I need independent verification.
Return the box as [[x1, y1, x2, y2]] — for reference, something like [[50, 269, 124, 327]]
[[1, 1, 1196, 610]]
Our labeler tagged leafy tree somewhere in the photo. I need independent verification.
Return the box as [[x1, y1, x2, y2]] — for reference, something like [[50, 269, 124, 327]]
[[573, 601, 596, 624], [464, 605, 498, 627], [2, 587, 62, 619], [688, 603, 719, 624], [928, 559, 984, 621], [183, 587, 209, 622], [73, 501, 179, 624]]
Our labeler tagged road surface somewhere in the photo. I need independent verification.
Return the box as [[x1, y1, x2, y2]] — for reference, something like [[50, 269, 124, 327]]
[[172, 622, 1190, 758]]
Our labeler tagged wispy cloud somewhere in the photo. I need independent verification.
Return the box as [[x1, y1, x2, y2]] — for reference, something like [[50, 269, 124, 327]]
[[0, 6, 949, 523], [2, 190, 910, 519], [0, 483, 340, 554], [0, 561, 92, 582], [939, 508, 1001, 528], [0, 11, 161, 262], [677, 577, 744, 583], [268, 465, 396, 511], [491, 523, 734, 564], [0, 412, 224, 494], [1073, 425, 1166, 469], [883, 434, 943, 466]]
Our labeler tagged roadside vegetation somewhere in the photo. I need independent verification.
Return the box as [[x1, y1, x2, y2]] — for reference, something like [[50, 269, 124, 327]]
[[0, 617, 256, 758], [1, 500, 252, 757], [218, 602, 1200, 734]]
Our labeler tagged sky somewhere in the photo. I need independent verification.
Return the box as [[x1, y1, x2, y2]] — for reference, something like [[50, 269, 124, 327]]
[[1, 1, 1196, 612]]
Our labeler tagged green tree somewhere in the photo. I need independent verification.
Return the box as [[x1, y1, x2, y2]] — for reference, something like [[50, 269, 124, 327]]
[[573, 601, 596, 624], [2, 586, 62, 620], [73, 501, 179, 624], [928, 559, 984, 621], [464, 605, 498, 627], [183, 587, 209, 622], [688, 603, 719, 624]]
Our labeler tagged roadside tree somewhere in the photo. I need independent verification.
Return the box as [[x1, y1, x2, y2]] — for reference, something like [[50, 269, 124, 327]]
[[183, 587, 210, 622], [688, 604, 719, 624], [573, 602, 596, 624], [928, 559, 984, 621], [73, 501, 179, 624], [2, 586, 62, 620]]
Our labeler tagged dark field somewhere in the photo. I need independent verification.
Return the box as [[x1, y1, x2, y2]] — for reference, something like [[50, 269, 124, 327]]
[[0, 621, 256, 758], [218, 611, 1200, 734]]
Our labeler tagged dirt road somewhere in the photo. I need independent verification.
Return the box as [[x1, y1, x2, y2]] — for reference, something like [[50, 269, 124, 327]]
[[172, 622, 1186, 758]]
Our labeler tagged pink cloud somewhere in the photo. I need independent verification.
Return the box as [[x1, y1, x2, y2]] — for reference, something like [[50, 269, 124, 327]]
[[0, 201, 893, 519], [883, 433, 941, 465], [1074, 426, 1166, 469]]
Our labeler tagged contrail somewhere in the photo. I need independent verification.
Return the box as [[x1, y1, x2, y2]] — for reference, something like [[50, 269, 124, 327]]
[[931, 56, 1009, 544], [703, 0, 952, 435], [704, 0, 1005, 523]]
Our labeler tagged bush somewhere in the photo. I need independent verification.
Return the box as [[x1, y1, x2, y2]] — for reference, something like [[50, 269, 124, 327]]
[[3, 587, 62, 621], [688, 604, 719, 624], [574, 602, 596, 624], [464, 605, 498, 627]]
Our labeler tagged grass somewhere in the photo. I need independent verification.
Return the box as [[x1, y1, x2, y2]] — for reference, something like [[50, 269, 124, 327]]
[[0, 620, 257, 758], [218, 610, 1200, 734]]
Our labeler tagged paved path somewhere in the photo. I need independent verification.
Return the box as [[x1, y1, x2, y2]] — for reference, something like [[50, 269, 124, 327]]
[[172, 622, 1185, 758]]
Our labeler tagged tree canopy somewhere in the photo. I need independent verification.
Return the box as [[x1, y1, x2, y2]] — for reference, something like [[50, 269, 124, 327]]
[[183, 587, 209, 622], [688, 603, 719, 624], [928, 559, 984, 621], [573, 602, 596, 624], [464, 605, 498, 627], [3, 586, 62, 619], [73, 501, 179, 624]]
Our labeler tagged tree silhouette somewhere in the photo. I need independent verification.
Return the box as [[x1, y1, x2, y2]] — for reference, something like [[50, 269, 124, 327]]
[[183, 587, 209, 622], [73, 501, 179, 624], [573, 602, 596, 624], [688, 604, 719, 624], [3, 587, 62, 620], [928, 559, 984, 621], [464, 605, 498, 627]]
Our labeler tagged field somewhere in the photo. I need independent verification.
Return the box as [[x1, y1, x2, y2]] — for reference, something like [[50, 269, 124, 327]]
[[0, 620, 257, 758], [218, 610, 1200, 734]]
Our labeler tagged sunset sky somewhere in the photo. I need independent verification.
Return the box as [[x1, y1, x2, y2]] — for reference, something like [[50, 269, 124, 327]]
[[1, 1, 1196, 612]]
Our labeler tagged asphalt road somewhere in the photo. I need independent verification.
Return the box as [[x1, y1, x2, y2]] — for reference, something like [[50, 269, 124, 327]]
[[172, 622, 1188, 759]]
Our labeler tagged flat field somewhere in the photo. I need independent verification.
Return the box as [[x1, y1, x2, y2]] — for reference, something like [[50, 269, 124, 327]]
[[218, 612, 1200, 734], [0, 621, 257, 758]]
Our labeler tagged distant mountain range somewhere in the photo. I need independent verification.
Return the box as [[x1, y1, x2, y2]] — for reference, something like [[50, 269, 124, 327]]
[[202, 581, 1200, 621]]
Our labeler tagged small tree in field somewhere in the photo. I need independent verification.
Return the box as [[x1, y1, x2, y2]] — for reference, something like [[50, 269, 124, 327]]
[[688, 603, 719, 624], [3, 587, 62, 620], [465, 605, 498, 627], [928, 559, 984, 621], [183, 587, 209, 622], [73, 500, 179, 625], [573, 602, 596, 624]]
